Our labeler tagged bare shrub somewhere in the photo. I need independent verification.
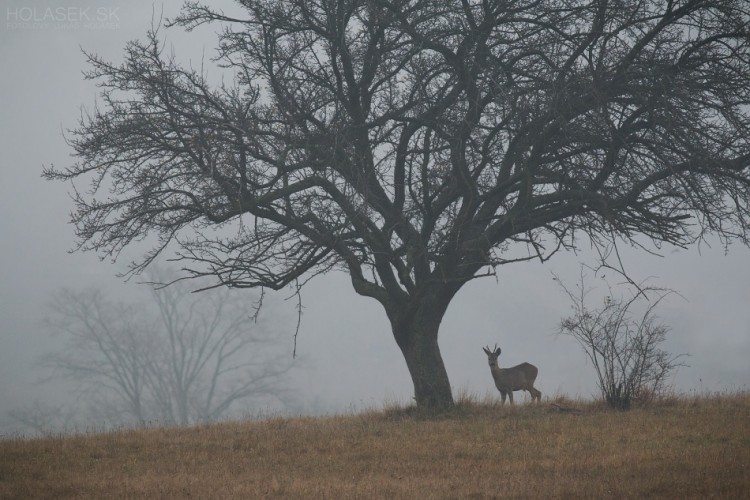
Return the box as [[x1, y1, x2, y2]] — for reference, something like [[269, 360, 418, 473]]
[[557, 272, 686, 409]]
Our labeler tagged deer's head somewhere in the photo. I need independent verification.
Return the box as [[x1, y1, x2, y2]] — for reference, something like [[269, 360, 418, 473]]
[[483, 344, 502, 368]]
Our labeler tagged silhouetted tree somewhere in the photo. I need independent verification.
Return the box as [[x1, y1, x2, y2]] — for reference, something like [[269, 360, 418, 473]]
[[44, 271, 295, 427], [45, 0, 750, 408]]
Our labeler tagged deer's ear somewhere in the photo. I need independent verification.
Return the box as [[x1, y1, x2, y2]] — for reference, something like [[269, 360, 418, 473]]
[[482, 347, 490, 355], [495, 347, 502, 356]]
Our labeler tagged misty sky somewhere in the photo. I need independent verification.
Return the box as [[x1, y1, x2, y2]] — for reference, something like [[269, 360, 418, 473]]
[[1, 1, 748, 433]]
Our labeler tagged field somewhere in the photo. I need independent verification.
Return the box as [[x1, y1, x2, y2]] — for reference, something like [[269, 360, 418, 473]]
[[1, 394, 749, 499]]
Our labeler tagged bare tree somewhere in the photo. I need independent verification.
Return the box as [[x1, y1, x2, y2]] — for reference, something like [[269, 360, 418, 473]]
[[44, 0, 750, 408], [557, 272, 685, 409], [45, 289, 154, 424], [44, 274, 295, 427], [6, 402, 78, 436]]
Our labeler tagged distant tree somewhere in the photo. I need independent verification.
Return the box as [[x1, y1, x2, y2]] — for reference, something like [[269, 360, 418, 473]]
[[44, 271, 296, 427], [557, 272, 685, 409], [7, 401, 77, 436], [45, 0, 750, 408]]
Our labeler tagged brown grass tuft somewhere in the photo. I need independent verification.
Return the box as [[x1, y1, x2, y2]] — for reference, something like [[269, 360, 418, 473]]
[[2, 393, 749, 498]]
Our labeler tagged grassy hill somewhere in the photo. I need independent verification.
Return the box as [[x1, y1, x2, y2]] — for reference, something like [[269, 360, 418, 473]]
[[1, 394, 749, 498]]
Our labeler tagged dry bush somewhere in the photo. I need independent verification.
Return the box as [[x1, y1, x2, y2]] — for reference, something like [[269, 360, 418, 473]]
[[557, 272, 686, 409]]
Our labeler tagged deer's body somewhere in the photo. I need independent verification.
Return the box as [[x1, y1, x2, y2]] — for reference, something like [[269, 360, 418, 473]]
[[483, 346, 541, 404]]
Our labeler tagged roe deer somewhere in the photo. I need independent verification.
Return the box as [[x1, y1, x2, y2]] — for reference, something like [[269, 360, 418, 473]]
[[483, 345, 541, 404]]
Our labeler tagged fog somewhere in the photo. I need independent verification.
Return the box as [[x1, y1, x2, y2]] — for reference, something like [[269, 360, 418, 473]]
[[1, 1, 748, 435]]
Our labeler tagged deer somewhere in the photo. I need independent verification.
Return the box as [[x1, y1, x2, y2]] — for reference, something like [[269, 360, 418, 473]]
[[483, 345, 541, 404]]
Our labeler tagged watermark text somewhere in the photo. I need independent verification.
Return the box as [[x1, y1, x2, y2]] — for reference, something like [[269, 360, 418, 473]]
[[6, 7, 120, 30]]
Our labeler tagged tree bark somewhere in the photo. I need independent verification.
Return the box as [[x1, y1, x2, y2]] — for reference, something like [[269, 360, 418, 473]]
[[387, 287, 457, 409], [398, 326, 454, 409]]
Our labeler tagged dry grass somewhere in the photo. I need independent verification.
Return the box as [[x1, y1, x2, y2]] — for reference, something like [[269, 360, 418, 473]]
[[1, 393, 749, 499]]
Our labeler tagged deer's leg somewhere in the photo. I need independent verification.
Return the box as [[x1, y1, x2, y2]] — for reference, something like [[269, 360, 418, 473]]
[[508, 391, 514, 404], [500, 391, 507, 404]]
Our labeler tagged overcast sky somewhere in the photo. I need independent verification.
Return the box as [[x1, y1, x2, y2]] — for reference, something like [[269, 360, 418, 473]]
[[1, 1, 748, 433]]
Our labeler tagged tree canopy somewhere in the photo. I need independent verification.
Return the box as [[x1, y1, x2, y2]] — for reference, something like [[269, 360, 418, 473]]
[[46, 0, 750, 407]]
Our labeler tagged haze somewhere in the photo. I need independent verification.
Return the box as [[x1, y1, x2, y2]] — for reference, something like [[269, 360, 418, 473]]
[[1, 1, 748, 434]]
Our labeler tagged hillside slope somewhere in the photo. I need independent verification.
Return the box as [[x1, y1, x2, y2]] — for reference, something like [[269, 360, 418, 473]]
[[1, 395, 749, 498]]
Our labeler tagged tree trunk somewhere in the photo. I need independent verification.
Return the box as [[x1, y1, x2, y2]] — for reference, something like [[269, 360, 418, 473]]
[[398, 326, 454, 409], [387, 288, 456, 409]]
